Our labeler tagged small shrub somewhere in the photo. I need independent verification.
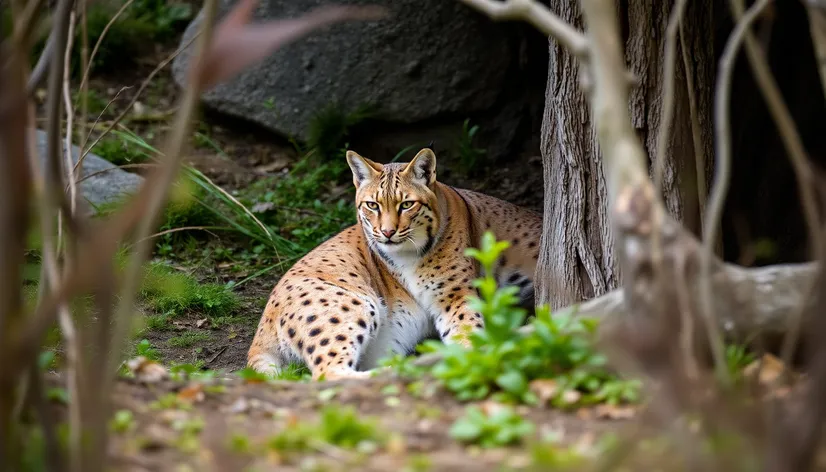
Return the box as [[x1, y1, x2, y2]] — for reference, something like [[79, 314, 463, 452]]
[[449, 404, 535, 448], [454, 119, 487, 175], [416, 232, 642, 407]]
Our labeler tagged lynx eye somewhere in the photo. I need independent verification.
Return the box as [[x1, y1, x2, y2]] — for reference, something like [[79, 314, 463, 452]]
[[364, 201, 380, 211], [399, 201, 415, 210]]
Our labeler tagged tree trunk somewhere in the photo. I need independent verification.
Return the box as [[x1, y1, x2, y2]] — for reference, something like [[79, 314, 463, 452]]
[[537, 0, 715, 309]]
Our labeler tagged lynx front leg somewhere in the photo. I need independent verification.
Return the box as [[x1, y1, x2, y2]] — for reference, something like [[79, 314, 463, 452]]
[[431, 286, 484, 348]]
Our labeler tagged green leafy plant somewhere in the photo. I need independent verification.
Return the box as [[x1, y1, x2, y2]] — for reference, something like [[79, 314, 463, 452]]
[[134, 339, 161, 361], [449, 404, 534, 448], [267, 404, 384, 461], [455, 119, 487, 174], [306, 102, 375, 161], [419, 232, 641, 407], [725, 343, 756, 381]]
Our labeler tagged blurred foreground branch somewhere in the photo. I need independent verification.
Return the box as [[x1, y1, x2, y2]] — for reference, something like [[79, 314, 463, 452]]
[[0, 0, 387, 470]]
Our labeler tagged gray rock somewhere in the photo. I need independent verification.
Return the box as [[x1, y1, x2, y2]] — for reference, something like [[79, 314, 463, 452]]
[[35, 129, 144, 214], [171, 0, 514, 141]]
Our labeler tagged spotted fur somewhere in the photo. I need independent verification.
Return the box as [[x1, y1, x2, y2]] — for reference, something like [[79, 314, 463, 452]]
[[247, 148, 542, 380]]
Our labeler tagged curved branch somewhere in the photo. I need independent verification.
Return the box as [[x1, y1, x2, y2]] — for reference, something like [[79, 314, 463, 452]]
[[456, 0, 589, 57], [729, 0, 823, 367]]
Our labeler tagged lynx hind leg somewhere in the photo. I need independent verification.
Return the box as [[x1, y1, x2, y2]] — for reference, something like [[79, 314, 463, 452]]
[[247, 300, 293, 376], [285, 289, 384, 381]]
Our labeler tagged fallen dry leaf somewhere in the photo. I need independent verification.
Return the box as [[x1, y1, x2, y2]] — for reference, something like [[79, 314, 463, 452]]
[[125, 356, 169, 383], [744, 353, 787, 385], [195, 318, 209, 328], [561, 389, 582, 405], [480, 400, 508, 416], [529, 379, 559, 405], [177, 383, 206, 403], [594, 404, 637, 420]]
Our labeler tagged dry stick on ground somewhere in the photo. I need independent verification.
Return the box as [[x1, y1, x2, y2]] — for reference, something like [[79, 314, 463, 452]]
[[729, 0, 823, 372]]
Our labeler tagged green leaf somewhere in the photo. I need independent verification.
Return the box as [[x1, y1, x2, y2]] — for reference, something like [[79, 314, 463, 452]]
[[496, 370, 527, 394]]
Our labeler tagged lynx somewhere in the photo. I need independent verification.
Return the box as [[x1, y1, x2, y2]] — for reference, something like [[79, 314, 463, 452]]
[[247, 148, 542, 380]]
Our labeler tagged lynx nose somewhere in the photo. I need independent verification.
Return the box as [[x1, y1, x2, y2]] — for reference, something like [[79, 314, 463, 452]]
[[381, 229, 396, 238]]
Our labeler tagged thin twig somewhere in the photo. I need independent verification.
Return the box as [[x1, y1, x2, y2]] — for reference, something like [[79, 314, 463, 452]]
[[63, 10, 78, 223], [44, 0, 78, 238], [79, 31, 201, 165], [102, 0, 221, 434], [74, 0, 136, 105], [700, 0, 772, 386], [456, 0, 589, 57], [729, 0, 823, 372], [74, 86, 132, 179], [650, 0, 690, 338], [652, 0, 689, 194], [58, 10, 83, 472], [74, 162, 158, 185]]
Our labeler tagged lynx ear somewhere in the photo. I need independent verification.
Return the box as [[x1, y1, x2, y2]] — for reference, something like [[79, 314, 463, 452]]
[[402, 148, 436, 186], [346, 150, 382, 188]]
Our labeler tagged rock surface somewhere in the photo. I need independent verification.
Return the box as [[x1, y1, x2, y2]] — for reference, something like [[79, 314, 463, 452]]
[[35, 129, 144, 214], [171, 0, 515, 141]]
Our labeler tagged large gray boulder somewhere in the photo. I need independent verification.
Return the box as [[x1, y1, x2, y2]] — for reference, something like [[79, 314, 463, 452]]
[[35, 130, 144, 215], [171, 0, 514, 141]]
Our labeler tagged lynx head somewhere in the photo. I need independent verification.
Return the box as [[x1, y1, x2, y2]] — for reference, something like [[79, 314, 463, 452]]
[[346, 148, 440, 258]]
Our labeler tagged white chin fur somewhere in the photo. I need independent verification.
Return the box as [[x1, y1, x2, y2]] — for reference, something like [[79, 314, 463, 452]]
[[379, 239, 417, 254]]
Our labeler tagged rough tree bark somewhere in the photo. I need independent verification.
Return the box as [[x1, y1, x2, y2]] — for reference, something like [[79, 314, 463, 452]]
[[537, 0, 714, 309]]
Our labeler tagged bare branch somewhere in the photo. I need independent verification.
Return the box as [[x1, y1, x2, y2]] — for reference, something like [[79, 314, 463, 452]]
[[0, 24, 34, 464], [652, 0, 689, 194], [74, 0, 136, 109], [728, 0, 823, 370], [806, 2, 826, 100], [78, 33, 198, 169], [44, 0, 79, 238], [455, 0, 589, 57], [700, 0, 773, 386]]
